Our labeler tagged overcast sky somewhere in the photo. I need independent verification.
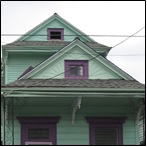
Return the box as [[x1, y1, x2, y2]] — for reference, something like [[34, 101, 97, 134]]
[[1, 1, 145, 84]]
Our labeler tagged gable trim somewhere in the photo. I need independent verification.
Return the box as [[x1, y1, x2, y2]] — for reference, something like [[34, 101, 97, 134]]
[[19, 38, 135, 80], [16, 13, 95, 42]]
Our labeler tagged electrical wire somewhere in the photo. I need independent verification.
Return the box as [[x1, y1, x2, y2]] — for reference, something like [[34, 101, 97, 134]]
[[2, 26, 145, 95], [1, 34, 145, 37]]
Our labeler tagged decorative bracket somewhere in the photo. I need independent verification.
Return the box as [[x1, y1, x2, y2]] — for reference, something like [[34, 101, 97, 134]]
[[71, 97, 82, 125]]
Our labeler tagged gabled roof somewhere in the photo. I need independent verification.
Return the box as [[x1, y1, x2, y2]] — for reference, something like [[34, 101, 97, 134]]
[[3, 41, 111, 57], [19, 38, 135, 80], [15, 13, 96, 42], [2, 79, 145, 89]]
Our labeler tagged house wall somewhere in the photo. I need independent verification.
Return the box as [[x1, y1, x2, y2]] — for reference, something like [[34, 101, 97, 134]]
[[24, 19, 89, 42], [6, 52, 49, 84], [6, 47, 121, 84], [31, 46, 121, 80], [5, 98, 139, 145]]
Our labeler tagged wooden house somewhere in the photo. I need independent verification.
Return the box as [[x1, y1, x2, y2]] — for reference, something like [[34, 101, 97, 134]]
[[1, 13, 145, 145]]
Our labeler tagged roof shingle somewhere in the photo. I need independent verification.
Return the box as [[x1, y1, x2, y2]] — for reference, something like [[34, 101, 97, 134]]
[[2, 79, 145, 89]]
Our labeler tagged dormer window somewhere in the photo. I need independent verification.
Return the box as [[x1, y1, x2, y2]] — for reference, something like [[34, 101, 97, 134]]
[[65, 60, 88, 79], [47, 28, 64, 40]]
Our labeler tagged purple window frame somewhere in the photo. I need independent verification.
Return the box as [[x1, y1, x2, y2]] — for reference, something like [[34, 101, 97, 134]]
[[65, 60, 88, 79], [17, 116, 60, 145], [85, 117, 127, 145], [47, 28, 64, 40]]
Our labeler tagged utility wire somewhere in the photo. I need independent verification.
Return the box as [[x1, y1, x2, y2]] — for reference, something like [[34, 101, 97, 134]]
[[2, 26, 145, 95], [1, 34, 145, 37], [112, 26, 145, 49]]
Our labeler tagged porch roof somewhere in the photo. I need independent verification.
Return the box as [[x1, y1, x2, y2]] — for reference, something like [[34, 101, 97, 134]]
[[2, 79, 145, 89]]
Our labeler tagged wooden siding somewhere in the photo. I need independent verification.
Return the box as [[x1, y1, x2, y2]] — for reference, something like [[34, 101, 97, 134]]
[[7, 52, 50, 84], [5, 97, 139, 145], [32, 46, 121, 79], [24, 19, 88, 42]]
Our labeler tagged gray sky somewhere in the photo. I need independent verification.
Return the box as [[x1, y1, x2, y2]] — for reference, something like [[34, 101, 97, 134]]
[[1, 1, 145, 83]]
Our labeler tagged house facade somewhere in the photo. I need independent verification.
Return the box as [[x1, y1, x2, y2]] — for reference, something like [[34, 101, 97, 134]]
[[1, 13, 145, 145]]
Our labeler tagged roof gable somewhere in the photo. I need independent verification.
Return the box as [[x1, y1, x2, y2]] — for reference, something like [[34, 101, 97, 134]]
[[20, 38, 134, 80], [16, 13, 96, 42]]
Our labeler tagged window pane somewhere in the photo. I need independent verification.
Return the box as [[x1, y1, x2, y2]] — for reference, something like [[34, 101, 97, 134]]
[[70, 65, 83, 76], [50, 32, 61, 39], [94, 128, 118, 145], [28, 128, 49, 139]]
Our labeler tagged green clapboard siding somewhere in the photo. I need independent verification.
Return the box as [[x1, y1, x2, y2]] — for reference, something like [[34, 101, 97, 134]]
[[7, 52, 49, 84], [25, 19, 89, 42], [4, 98, 139, 145], [32, 46, 121, 79]]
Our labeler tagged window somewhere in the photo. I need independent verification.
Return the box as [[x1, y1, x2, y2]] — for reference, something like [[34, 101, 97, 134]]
[[65, 60, 88, 79], [17, 117, 60, 145], [47, 28, 64, 40], [85, 117, 127, 145]]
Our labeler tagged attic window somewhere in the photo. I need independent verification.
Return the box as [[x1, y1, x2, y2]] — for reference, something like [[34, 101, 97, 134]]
[[65, 60, 88, 79], [47, 28, 64, 40]]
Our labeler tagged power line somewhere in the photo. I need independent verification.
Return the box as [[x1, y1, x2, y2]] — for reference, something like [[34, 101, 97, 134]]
[[1, 34, 145, 37], [112, 27, 145, 49], [2, 26, 145, 95]]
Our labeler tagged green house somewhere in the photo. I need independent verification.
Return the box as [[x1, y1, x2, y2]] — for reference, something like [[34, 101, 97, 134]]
[[1, 13, 145, 145]]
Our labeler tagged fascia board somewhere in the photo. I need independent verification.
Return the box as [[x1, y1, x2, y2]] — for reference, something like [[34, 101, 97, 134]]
[[1, 87, 145, 92], [74, 41, 133, 80], [3, 93, 145, 98], [56, 16, 95, 42], [96, 56, 135, 80]]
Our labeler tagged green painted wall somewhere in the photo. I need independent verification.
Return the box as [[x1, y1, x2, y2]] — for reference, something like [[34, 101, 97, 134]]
[[32, 46, 121, 79], [25, 19, 88, 42], [4, 97, 139, 145], [6, 46, 121, 84], [6, 52, 50, 84]]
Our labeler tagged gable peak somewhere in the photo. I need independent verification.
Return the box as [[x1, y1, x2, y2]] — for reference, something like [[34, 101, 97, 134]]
[[54, 12, 58, 16], [74, 37, 81, 41]]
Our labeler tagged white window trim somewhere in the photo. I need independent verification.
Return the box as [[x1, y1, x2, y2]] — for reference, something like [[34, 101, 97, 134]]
[[25, 141, 52, 145]]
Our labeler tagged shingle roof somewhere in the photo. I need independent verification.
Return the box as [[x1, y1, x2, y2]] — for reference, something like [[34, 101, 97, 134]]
[[2, 79, 145, 89], [3, 41, 110, 49]]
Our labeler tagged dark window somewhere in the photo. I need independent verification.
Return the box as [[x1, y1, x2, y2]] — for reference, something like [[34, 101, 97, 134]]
[[50, 31, 61, 39], [85, 117, 127, 145], [47, 28, 64, 40], [94, 127, 118, 145], [28, 128, 49, 139]]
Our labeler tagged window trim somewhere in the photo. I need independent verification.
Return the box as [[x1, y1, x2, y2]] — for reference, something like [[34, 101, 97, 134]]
[[85, 117, 127, 145], [25, 141, 52, 145], [17, 116, 60, 145], [47, 28, 64, 40], [65, 60, 88, 79]]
